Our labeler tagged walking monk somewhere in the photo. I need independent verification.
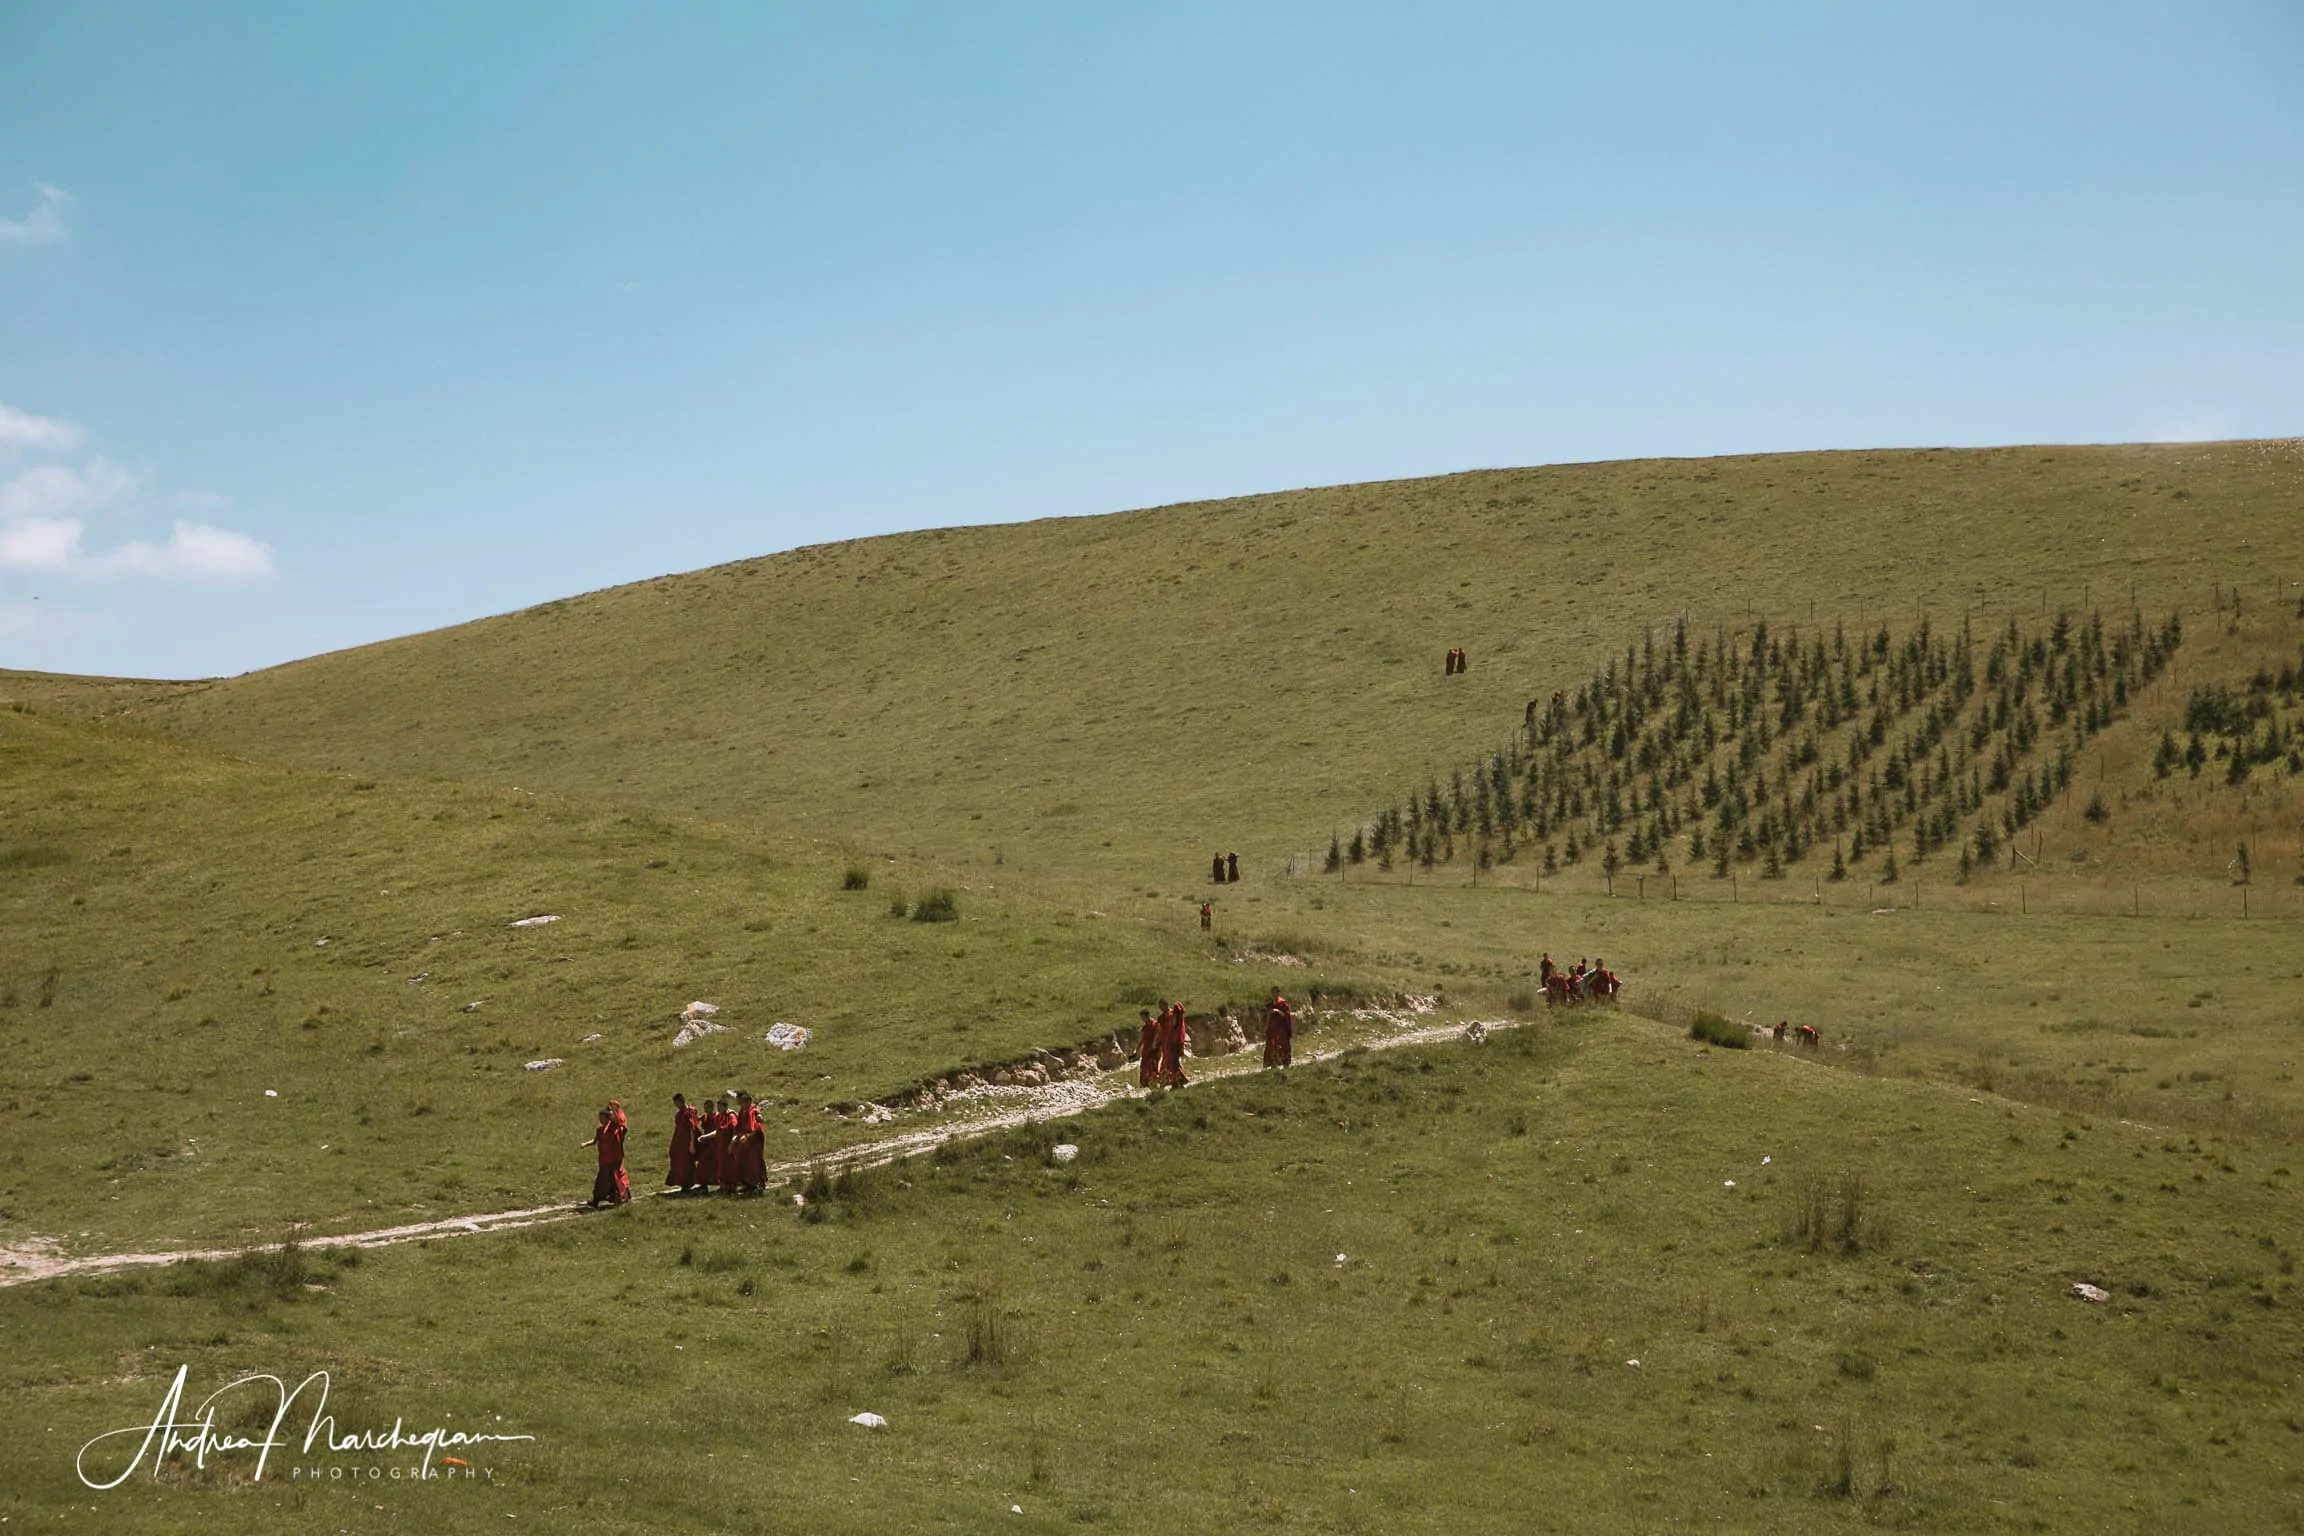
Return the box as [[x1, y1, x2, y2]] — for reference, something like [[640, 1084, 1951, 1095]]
[[1263, 990, 1295, 1069], [735, 1091, 768, 1194], [668, 1092, 700, 1193], [1158, 1001, 1190, 1087], [1137, 1009, 1160, 1089], [692, 1097, 723, 1189], [712, 1097, 740, 1192], [582, 1106, 629, 1208]]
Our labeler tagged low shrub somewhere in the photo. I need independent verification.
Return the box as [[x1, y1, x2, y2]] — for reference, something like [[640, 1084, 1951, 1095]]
[[1689, 1010, 1749, 1049]]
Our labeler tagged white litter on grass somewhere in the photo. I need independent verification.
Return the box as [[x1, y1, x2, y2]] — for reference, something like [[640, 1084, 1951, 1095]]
[[524, 1059, 564, 1073], [2072, 1282, 2111, 1303], [510, 914, 561, 928], [1724, 1180, 1737, 1189], [264, 1089, 279, 1098], [1625, 1359, 1641, 1369], [682, 1001, 720, 1019], [461, 1001, 485, 1013], [314, 937, 330, 947], [1761, 1155, 1772, 1165], [849, 1412, 887, 1430], [1051, 1144, 1079, 1163], [765, 1023, 811, 1051], [1335, 1253, 1348, 1265], [672, 1020, 731, 1049], [580, 1032, 603, 1044]]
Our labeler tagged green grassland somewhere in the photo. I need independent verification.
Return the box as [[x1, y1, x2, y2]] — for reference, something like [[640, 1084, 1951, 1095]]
[[4, 441, 2304, 1531], [5, 1019, 2300, 1533]]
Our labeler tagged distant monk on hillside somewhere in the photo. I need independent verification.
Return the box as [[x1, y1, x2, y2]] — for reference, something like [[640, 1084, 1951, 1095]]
[[1457, 647, 1468, 673], [1200, 902, 1213, 931], [1538, 953, 1554, 985], [1445, 648, 1459, 675], [583, 1106, 629, 1208], [668, 1092, 700, 1192], [1138, 1009, 1160, 1089], [1158, 1001, 1190, 1087], [1212, 852, 1227, 884], [735, 1091, 767, 1194], [1226, 852, 1239, 883], [1526, 698, 1538, 729], [1263, 990, 1295, 1069]]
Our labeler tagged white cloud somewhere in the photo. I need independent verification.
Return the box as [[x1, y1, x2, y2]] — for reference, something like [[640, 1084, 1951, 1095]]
[[98, 520, 275, 579], [0, 402, 83, 452], [0, 407, 275, 584], [0, 516, 83, 570], [0, 182, 73, 248], [0, 458, 138, 522]]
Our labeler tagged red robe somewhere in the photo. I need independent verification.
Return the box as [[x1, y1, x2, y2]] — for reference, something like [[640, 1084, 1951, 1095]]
[[1137, 1017, 1159, 1088], [1158, 1004, 1189, 1086], [737, 1103, 767, 1191], [1263, 998, 1294, 1068], [591, 1121, 629, 1205], [668, 1105, 699, 1187], [713, 1110, 739, 1188]]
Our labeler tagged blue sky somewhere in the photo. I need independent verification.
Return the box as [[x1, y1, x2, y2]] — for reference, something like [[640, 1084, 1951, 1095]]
[[3, 2, 2300, 678]]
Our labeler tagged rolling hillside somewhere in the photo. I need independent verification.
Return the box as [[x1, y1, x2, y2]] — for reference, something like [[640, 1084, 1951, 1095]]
[[34, 441, 2304, 888]]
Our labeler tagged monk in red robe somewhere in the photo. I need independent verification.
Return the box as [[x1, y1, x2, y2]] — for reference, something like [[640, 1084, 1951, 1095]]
[[668, 1093, 700, 1191], [582, 1107, 629, 1208], [692, 1097, 722, 1188], [1158, 1001, 1189, 1087], [1263, 990, 1294, 1069], [1137, 1009, 1160, 1089], [735, 1092, 768, 1194], [713, 1099, 740, 1192]]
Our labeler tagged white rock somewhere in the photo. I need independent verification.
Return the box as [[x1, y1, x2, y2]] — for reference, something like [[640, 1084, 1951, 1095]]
[[510, 914, 561, 928], [263, 1089, 279, 1098], [1335, 1253, 1348, 1264], [2072, 1282, 2111, 1303], [849, 1412, 887, 1429], [766, 1022, 812, 1051], [1051, 1144, 1079, 1163], [1761, 1155, 1772, 1165], [1724, 1179, 1736, 1188], [524, 1058, 564, 1072], [1625, 1358, 1641, 1368]]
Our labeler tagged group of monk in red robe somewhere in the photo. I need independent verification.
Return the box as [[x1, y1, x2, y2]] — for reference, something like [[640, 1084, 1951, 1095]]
[[1138, 990, 1297, 1086], [580, 1100, 631, 1208], [1537, 952, 1621, 1005], [665, 1090, 770, 1195]]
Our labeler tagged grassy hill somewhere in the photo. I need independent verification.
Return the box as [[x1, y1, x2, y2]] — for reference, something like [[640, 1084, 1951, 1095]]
[[4, 440, 2303, 1531], [39, 441, 2304, 890]]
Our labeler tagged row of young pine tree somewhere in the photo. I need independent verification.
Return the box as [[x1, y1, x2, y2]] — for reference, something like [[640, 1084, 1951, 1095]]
[[1327, 609, 2185, 885]]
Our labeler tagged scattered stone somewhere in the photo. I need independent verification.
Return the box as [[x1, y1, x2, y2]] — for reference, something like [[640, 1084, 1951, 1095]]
[[849, 1412, 887, 1430], [510, 914, 561, 928], [1051, 1144, 1079, 1163], [580, 1032, 603, 1044], [314, 937, 330, 947], [524, 1059, 564, 1072], [2072, 1282, 2111, 1303], [765, 1023, 811, 1051], [263, 1089, 279, 1098], [673, 1020, 731, 1049], [683, 1000, 720, 1020], [406, 972, 429, 984], [1724, 1180, 1737, 1189], [461, 1000, 485, 1013]]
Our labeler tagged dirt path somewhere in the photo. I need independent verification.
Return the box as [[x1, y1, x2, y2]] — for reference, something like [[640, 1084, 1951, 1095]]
[[0, 1004, 1519, 1289]]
